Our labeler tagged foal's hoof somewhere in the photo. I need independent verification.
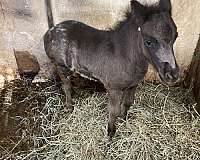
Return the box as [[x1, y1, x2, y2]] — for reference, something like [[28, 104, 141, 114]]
[[62, 103, 74, 114], [119, 111, 128, 121], [108, 125, 116, 140]]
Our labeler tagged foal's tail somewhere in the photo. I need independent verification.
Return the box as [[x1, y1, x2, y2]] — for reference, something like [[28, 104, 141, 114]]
[[45, 0, 54, 29]]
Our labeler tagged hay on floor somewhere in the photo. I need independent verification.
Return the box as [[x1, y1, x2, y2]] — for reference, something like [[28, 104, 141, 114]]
[[0, 80, 199, 160]]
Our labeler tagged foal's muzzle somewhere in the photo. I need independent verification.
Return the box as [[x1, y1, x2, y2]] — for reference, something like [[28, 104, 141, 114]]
[[158, 62, 180, 84]]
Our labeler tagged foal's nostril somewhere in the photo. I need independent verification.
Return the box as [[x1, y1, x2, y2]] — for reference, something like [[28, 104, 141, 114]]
[[161, 62, 180, 82], [159, 62, 180, 83], [164, 67, 180, 82], [165, 72, 173, 80], [163, 62, 171, 72]]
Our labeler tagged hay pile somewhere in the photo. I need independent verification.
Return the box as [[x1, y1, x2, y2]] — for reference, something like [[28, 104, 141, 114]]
[[1, 81, 200, 160]]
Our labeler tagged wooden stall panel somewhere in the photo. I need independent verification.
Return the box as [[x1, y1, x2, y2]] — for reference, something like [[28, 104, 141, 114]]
[[0, 0, 199, 84], [0, 0, 51, 84]]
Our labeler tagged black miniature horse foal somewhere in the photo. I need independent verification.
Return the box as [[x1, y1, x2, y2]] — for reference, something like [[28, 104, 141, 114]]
[[44, 0, 179, 138]]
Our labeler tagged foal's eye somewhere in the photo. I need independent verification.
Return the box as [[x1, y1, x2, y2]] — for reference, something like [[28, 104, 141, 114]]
[[145, 40, 152, 47], [144, 38, 157, 48], [144, 40, 155, 48]]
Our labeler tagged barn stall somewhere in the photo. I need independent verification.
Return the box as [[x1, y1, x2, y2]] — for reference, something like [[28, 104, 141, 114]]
[[0, 0, 200, 159]]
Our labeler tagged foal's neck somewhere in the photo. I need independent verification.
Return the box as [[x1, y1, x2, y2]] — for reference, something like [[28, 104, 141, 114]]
[[114, 17, 143, 61]]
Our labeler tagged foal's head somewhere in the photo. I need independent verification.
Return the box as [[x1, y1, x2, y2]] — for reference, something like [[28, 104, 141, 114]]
[[132, 0, 180, 84]]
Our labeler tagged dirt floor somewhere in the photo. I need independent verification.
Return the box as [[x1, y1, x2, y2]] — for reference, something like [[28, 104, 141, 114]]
[[0, 80, 59, 157], [0, 77, 104, 159], [0, 79, 199, 160]]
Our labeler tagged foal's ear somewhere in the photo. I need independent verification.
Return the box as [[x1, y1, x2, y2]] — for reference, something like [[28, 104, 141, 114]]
[[159, 0, 172, 15], [131, 0, 172, 15], [130, 0, 172, 25], [131, 1, 147, 23]]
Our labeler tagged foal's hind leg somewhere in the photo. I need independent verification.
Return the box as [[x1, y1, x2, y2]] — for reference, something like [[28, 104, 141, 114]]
[[121, 86, 137, 120], [107, 89, 123, 139], [55, 65, 74, 113]]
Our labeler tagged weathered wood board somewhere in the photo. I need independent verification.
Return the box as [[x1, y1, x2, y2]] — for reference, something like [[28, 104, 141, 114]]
[[184, 36, 200, 113]]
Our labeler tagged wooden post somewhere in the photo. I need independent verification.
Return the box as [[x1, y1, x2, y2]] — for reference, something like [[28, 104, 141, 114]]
[[184, 35, 200, 113]]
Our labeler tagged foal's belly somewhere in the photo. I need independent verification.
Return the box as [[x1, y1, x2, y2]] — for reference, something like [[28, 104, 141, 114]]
[[74, 56, 149, 90], [104, 69, 148, 89]]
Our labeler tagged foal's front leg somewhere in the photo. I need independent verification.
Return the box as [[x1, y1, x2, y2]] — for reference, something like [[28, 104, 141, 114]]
[[107, 89, 124, 139], [121, 86, 137, 120]]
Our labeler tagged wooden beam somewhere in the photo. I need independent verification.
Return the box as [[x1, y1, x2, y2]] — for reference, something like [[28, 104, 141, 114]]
[[184, 35, 200, 113]]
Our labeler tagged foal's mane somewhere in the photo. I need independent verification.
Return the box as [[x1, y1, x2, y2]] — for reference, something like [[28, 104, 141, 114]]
[[111, 9, 132, 31]]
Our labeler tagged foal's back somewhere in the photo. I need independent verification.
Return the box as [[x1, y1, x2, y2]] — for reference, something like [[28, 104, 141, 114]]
[[44, 20, 112, 56], [44, 20, 114, 77]]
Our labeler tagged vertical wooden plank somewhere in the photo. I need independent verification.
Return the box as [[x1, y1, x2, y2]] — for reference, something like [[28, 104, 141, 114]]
[[184, 35, 200, 113]]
